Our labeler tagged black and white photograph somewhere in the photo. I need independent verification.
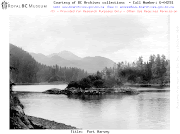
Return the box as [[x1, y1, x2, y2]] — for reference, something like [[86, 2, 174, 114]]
[[9, 15, 170, 130]]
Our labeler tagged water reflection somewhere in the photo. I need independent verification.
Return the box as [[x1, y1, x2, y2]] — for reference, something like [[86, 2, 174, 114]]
[[137, 92, 170, 129], [17, 91, 170, 129], [67, 94, 128, 102]]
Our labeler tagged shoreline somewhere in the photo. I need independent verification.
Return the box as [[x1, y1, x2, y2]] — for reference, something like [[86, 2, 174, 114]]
[[26, 115, 77, 129], [10, 92, 77, 129], [43, 86, 170, 96], [125, 84, 170, 88], [14, 83, 170, 87]]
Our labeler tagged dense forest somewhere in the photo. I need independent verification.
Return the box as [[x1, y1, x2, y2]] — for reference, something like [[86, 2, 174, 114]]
[[10, 44, 88, 83], [98, 54, 170, 87], [10, 44, 170, 87], [67, 54, 170, 89]]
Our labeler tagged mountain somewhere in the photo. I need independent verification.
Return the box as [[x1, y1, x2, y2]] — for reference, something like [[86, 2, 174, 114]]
[[76, 56, 115, 73], [48, 51, 82, 61], [48, 55, 73, 67], [30, 53, 74, 67], [30, 53, 49, 65], [30, 51, 115, 73], [10, 44, 88, 83], [10, 44, 39, 83]]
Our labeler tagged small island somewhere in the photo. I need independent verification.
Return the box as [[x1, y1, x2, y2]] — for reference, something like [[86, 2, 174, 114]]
[[43, 74, 140, 96], [9, 15, 170, 130]]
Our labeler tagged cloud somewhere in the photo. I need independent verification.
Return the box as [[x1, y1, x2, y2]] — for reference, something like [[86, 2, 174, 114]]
[[9, 15, 169, 62]]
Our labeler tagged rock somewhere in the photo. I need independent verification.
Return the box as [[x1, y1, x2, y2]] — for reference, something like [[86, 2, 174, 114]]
[[10, 92, 77, 129], [43, 88, 61, 94], [27, 116, 76, 129], [10, 93, 34, 129], [10, 117, 29, 129], [43, 87, 140, 96], [43, 88, 73, 95]]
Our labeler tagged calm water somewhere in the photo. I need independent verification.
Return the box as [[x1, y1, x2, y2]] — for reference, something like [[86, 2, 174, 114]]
[[13, 84, 67, 92], [16, 85, 170, 129]]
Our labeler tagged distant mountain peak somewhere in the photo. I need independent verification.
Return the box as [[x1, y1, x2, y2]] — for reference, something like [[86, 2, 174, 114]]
[[48, 51, 82, 61], [30, 51, 115, 73]]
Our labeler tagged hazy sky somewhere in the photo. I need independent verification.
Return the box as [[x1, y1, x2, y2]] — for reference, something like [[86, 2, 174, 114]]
[[9, 15, 169, 62]]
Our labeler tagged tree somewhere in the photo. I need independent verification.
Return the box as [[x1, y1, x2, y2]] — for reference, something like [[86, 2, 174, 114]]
[[10, 44, 88, 83], [136, 56, 143, 70], [93, 80, 104, 88]]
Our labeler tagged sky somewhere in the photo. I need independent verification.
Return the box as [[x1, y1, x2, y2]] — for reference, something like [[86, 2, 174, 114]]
[[9, 15, 170, 63]]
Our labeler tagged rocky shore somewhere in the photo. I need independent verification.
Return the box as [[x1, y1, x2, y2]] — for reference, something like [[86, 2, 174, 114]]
[[26, 116, 76, 129], [10, 92, 76, 129], [43, 87, 140, 95]]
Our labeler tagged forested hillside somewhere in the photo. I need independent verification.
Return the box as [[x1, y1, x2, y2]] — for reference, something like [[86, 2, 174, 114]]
[[99, 55, 170, 86], [10, 44, 88, 83], [63, 54, 170, 90], [10, 44, 170, 86], [31, 52, 115, 73]]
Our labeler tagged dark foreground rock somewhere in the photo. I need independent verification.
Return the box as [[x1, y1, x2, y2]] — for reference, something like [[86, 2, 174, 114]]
[[10, 92, 76, 129], [43, 88, 73, 95], [27, 116, 76, 129]]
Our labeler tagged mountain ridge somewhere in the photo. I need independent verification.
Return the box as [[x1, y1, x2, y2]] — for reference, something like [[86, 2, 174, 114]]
[[30, 51, 115, 73], [48, 51, 82, 61]]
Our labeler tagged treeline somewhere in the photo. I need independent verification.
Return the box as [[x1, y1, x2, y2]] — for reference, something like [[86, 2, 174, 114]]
[[10, 44, 170, 86], [67, 54, 170, 89], [36, 64, 88, 83], [10, 44, 88, 83], [67, 74, 105, 89], [100, 54, 170, 86]]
